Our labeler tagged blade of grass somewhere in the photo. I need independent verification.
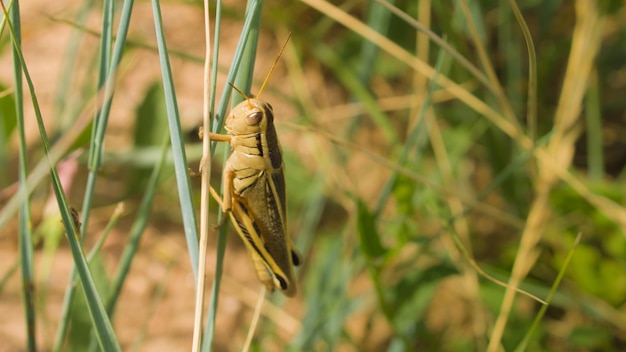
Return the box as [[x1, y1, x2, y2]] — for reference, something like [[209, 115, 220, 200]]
[[83, 0, 132, 232], [458, 0, 519, 130], [508, 0, 538, 143], [514, 233, 583, 351], [151, 0, 200, 283], [357, 0, 394, 84], [488, 2, 606, 349], [203, 1, 263, 350], [210, 0, 262, 146], [241, 287, 266, 352], [193, 0, 215, 348], [0, 2, 121, 350], [8, 1, 37, 350]]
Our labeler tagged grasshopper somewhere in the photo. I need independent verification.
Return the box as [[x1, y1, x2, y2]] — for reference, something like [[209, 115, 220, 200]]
[[205, 35, 302, 296]]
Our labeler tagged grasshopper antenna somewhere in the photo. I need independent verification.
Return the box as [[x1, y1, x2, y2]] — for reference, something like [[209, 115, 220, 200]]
[[256, 32, 292, 99], [229, 82, 252, 109]]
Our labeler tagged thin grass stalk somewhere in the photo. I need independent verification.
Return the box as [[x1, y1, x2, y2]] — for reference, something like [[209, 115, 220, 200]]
[[201, 1, 225, 349], [487, 2, 605, 350], [514, 233, 583, 351], [210, 0, 262, 142], [409, 0, 430, 131], [357, 0, 394, 84], [83, 0, 131, 231], [242, 287, 266, 352], [78, 0, 114, 237], [151, 0, 201, 285], [86, 204, 123, 262], [235, 0, 262, 97], [203, 2, 262, 350], [508, 0, 538, 143], [458, 0, 520, 132], [0, 3, 121, 349], [193, 0, 214, 349], [8, 1, 37, 350]]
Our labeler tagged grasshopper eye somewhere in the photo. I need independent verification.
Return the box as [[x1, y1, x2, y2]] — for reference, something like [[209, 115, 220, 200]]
[[246, 111, 263, 126]]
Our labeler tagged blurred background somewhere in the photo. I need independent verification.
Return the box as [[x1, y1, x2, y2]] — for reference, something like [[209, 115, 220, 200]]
[[1, 0, 626, 351]]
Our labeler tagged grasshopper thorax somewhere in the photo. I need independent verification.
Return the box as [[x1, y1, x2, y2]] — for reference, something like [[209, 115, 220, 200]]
[[225, 98, 274, 136]]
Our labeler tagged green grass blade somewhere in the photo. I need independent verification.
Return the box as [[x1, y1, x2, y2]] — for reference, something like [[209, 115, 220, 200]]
[[203, 2, 262, 350], [8, 1, 37, 350], [514, 233, 583, 351], [210, 0, 262, 142], [1, 3, 121, 350], [151, 0, 200, 279], [507, 0, 538, 143], [81, 0, 132, 232], [87, 0, 134, 174], [357, 0, 395, 84], [233, 0, 261, 98]]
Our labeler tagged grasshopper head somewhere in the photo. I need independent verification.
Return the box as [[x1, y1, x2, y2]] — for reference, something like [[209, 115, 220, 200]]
[[225, 98, 274, 135]]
